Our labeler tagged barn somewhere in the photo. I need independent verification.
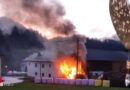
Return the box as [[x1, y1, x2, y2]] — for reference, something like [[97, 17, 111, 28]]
[[87, 49, 128, 78]]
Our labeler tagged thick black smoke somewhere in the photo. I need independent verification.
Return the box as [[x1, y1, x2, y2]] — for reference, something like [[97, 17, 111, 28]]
[[0, 0, 75, 36]]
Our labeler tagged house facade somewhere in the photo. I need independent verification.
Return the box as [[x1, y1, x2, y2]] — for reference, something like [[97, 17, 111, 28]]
[[24, 53, 59, 78], [26, 61, 58, 78]]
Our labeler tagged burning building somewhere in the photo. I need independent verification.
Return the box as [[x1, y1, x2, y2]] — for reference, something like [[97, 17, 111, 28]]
[[24, 35, 87, 79]]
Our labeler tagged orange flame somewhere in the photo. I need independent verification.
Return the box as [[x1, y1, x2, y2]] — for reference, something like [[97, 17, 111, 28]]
[[56, 57, 86, 79]]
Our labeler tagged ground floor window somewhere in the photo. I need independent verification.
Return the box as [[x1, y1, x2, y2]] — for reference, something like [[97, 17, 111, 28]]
[[48, 74, 51, 77], [42, 64, 44, 68], [49, 64, 51, 68], [35, 72, 37, 76], [35, 63, 37, 68], [42, 73, 44, 77]]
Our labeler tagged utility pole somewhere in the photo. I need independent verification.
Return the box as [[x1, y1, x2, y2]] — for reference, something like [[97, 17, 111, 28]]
[[39, 62, 42, 83], [127, 49, 130, 74], [38, 52, 42, 79], [76, 38, 79, 77]]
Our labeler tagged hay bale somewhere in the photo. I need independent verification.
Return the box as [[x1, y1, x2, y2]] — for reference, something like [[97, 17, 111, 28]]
[[102, 80, 110, 87], [63, 79, 69, 85], [34, 77, 41, 83], [46, 78, 53, 84], [95, 80, 102, 86], [59, 78, 64, 84], [68, 79, 75, 85], [81, 79, 89, 85], [76, 79, 82, 85], [42, 78, 47, 84], [54, 78, 59, 84], [88, 79, 95, 86]]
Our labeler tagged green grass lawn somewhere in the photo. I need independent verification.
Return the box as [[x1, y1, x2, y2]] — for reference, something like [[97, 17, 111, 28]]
[[0, 83, 129, 90]]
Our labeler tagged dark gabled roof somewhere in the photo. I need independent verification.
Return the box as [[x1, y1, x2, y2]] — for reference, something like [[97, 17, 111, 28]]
[[87, 49, 128, 61]]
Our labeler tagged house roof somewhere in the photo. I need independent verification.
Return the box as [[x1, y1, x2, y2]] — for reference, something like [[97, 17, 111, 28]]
[[24, 49, 128, 62], [87, 49, 128, 61], [24, 53, 38, 61], [24, 52, 53, 62]]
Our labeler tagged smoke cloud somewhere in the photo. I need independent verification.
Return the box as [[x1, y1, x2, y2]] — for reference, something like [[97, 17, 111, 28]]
[[0, 0, 75, 36], [41, 35, 87, 61]]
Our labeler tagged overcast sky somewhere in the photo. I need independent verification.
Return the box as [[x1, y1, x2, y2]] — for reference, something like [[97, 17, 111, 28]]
[[0, 0, 117, 39], [60, 0, 117, 39]]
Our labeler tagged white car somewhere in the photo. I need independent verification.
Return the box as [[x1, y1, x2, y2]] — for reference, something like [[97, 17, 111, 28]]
[[125, 74, 130, 87], [0, 82, 3, 87]]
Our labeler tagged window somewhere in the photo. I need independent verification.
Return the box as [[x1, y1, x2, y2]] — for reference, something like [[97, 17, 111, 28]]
[[29, 63, 31, 66], [35, 72, 37, 76], [42, 73, 44, 77], [42, 64, 44, 68], [48, 74, 51, 77], [49, 64, 51, 68], [25, 66, 27, 72], [35, 63, 37, 67]]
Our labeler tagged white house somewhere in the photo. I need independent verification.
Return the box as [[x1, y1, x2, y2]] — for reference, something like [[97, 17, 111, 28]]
[[24, 53, 59, 78]]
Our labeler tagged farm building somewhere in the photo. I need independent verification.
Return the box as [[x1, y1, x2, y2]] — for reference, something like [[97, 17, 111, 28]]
[[23, 38, 129, 79], [87, 49, 127, 72], [24, 49, 128, 78]]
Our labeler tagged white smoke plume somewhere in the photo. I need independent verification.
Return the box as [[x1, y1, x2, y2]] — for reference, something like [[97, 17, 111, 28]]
[[41, 35, 87, 61]]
